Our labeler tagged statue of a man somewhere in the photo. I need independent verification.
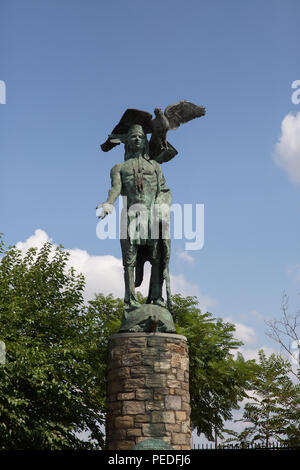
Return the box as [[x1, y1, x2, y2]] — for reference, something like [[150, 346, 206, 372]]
[[97, 124, 176, 312]]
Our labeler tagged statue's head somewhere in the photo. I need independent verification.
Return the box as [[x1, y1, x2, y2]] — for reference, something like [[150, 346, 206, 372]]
[[125, 124, 149, 160], [154, 107, 163, 117]]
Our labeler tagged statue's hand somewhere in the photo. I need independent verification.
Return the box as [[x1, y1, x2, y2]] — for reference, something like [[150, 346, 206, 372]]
[[96, 202, 114, 219]]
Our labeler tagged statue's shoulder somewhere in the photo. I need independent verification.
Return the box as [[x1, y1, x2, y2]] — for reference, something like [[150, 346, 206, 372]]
[[150, 159, 164, 175], [110, 162, 123, 174], [149, 159, 161, 170]]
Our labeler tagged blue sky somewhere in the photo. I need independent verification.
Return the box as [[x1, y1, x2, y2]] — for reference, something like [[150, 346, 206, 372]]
[[1, 0, 300, 361]]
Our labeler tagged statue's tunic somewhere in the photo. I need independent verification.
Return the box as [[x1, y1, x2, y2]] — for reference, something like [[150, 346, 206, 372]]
[[119, 155, 170, 246], [107, 154, 171, 303]]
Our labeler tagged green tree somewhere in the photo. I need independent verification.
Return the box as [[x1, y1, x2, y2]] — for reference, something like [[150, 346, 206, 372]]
[[0, 237, 257, 448], [0, 238, 105, 449], [278, 378, 300, 446], [163, 294, 257, 441], [225, 350, 300, 447]]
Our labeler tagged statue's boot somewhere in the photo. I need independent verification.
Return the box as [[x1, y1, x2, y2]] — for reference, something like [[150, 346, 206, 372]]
[[147, 261, 165, 307], [153, 298, 166, 308], [124, 266, 139, 309]]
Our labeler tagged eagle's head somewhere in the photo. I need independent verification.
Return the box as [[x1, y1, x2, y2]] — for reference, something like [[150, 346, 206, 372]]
[[154, 107, 163, 117]]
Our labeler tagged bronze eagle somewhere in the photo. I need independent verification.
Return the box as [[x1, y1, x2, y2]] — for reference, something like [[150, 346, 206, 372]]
[[101, 100, 206, 158]]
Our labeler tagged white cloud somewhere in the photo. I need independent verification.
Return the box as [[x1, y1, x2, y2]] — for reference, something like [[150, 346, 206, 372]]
[[170, 273, 217, 313], [15, 230, 216, 308], [273, 112, 300, 183], [66, 249, 125, 301], [224, 317, 257, 345], [16, 229, 53, 252], [15, 229, 125, 302], [178, 251, 195, 263], [237, 345, 278, 362]]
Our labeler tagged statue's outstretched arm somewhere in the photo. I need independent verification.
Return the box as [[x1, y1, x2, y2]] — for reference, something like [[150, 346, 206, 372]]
[[96, 164, 122, 219], [106, 164, 122, 204]]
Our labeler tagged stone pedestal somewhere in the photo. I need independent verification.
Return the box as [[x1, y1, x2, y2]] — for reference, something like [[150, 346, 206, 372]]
[[106, 332, 191, 450]]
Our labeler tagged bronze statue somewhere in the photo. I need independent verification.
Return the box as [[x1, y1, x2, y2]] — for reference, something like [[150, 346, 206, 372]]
[[97, 101, 205, 332]]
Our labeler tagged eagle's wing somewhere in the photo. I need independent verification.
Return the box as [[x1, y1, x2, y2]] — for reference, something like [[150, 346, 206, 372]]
[[164, 101, 206, 130], [101, 108, 153, 152]]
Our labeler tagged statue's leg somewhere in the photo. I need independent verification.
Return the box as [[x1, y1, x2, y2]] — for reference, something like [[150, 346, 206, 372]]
[[149, 261, 165, 306], [121, 239, 139, 308], [124, 266, 139, 306], [162, 239, 172, 311], [148, 241, 165, 307]]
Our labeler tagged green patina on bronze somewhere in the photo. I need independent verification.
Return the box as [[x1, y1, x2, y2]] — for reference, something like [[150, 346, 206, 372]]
[[119, 304, 176, 333], [97, 125, 175, 321], [97, 102, 205, 331], [133, 438, 173, 450]]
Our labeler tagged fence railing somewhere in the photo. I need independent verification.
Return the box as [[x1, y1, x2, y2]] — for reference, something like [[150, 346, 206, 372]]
[[193, 442, 299, 450]]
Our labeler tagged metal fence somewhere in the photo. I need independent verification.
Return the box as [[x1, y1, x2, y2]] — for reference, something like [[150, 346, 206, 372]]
[[193, 442, 299, 450]]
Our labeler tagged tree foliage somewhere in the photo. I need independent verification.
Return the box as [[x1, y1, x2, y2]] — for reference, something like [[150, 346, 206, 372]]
[[0, 239, 105, 449], [171, 294, 257, 440], [225, 350, 300, 447], [0, 237, 257, 448]]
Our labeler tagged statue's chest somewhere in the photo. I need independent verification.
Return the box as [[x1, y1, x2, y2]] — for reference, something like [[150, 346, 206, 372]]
[[121, 159, 158, 195]]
